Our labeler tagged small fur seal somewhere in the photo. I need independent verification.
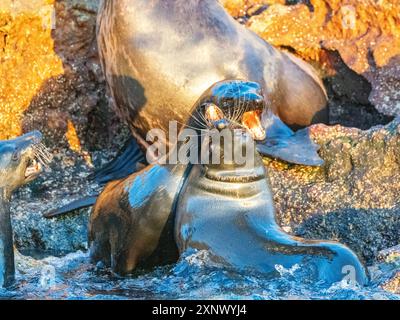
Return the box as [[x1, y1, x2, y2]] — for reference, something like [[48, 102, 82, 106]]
[[174, 121, 369, 286], [0, 131, 51, 287]]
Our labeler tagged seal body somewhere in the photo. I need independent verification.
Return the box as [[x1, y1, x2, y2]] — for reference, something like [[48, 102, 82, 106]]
[[89, 163, 188, 275], [175, 132, 368, 286], [97, 0, 328, 141]]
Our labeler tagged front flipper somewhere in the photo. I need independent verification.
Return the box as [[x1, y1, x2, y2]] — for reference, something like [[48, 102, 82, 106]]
[[43, 196, 98, 219], [256, 112, 324, 166], [90, 137, 146, 185]]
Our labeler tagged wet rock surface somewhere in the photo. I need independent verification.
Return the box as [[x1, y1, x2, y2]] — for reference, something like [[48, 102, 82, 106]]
[[381, 271, 400, 294]]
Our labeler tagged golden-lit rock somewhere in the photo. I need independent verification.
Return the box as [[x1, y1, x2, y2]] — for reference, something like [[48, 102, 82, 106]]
[[382, 271, 400, 294], [0, 0, 63, 140], [220, 0, 284, 17], [236, 0, 400, 116], [0, 0, 125, 158]]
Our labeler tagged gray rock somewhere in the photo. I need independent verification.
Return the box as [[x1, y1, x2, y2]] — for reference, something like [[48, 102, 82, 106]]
[[268, 118, 400, 263]]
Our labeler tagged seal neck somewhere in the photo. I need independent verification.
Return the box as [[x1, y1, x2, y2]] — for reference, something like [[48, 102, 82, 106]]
[[0, 188, 15, 288], [202, 142, 267, 185]]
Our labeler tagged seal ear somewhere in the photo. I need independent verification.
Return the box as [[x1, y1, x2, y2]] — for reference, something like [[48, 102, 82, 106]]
[[256, 111, 324, 166]]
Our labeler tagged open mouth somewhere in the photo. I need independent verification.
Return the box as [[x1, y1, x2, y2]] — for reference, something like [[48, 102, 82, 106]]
[[25, 158, 43, 179], [204, 104, 267, 139], [242, 111, 266, 141], [205, 103, 224, 122], [24, 142, 53, 180]]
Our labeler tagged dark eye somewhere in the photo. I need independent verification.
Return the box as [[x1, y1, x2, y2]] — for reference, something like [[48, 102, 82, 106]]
[[12, 150, 20, 162]]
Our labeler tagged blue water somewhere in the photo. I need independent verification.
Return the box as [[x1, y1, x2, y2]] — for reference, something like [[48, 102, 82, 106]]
[[0, 250, 398, 300]]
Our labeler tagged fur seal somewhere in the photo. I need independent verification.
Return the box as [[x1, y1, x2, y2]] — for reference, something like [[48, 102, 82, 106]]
[[0, 131, 51, 287], [174, 123, 369, 286], [95, 0, 328, 180]]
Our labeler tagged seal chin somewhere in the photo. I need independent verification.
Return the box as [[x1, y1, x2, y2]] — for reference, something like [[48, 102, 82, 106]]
[[203, 166, 265, 183]]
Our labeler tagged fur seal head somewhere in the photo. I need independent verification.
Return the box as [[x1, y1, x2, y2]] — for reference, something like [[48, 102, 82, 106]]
[[0, 131, 51, 288], [0, 131, 51, 195]]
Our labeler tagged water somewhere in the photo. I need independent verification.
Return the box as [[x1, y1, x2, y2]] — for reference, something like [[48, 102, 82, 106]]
[[0, 250, 398, 300]]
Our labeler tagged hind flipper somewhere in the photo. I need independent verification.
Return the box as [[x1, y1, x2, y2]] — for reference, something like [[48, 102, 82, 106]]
[[256, 111, 324, 166]]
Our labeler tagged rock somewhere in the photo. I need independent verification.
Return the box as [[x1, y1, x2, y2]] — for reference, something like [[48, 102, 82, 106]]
[[377, 245, 400, 264], [220, 1, 282, 18], [0, 0, 127, 153], [381, 271, 400, 294], [292, 207, 400, 264], [235, 0, 400, 116], [366, 56, 400, 116], [268, 119, 400, 263], [0, 0, 64, 140]]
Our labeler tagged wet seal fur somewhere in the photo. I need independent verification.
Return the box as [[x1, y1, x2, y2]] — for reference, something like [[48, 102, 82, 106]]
[[0, 131, 51, 287], [96, 0, 328, 166]]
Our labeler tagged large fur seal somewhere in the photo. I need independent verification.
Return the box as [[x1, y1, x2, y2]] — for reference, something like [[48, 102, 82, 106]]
[[95, 0, 328, 180], [0, 131, 51, 287], [174, 121, 369, 286]]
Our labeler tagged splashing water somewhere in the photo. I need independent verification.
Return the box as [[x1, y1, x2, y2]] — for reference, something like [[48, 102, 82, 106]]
[[0, 250, 398, 300]]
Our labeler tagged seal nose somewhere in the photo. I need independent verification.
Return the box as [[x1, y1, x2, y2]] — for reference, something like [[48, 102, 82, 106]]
[[23, 131, 43, 144], [214, 119, 229, 131]]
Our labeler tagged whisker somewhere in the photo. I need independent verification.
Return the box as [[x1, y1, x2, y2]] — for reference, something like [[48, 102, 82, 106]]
[[32, 143, 53, 167], [176, 120, 206, 131], [36, 147, 52, 164], [195, 107, 211, 128], [229, 119, 245, 129], [182, 108, 208, 129]]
